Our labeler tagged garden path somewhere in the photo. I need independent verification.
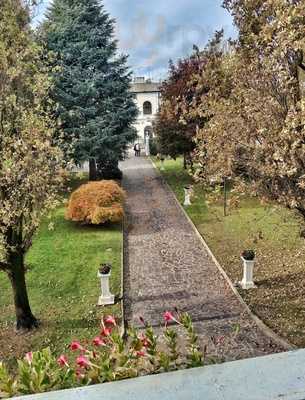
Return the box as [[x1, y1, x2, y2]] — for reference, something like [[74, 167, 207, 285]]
[[121, 155, 284, 361]]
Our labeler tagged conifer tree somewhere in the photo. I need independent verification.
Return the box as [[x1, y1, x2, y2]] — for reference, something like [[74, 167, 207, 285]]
[[42, 0, 137, 180]]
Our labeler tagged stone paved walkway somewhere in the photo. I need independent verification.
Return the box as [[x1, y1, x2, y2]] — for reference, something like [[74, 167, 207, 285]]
[[121, 155, 284, 361]]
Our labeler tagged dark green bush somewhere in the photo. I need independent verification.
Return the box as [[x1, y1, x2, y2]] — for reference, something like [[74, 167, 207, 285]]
[[150, 138, 159, 156]]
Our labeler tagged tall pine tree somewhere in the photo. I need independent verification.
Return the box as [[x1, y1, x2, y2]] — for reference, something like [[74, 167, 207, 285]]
[[41, 0, 137, 180]]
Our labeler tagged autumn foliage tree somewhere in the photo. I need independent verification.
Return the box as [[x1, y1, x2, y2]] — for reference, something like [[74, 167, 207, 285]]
[[190, 0, 305, 219], [154, 55, 204, 167], [0, 0, 64, 329], [156, 32, 227, 170]]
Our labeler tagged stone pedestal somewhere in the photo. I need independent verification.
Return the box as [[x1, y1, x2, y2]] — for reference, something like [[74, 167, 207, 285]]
[[145, 137, 150, 156], [239, 258, 256, 289], [184, 186, 192, 206], [97, 272, 115, 305]]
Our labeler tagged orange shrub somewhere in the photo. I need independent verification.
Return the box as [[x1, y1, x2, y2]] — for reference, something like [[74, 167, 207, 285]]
[[66, 180, 125, 225]]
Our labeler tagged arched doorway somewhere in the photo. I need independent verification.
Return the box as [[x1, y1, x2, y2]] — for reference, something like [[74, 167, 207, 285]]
[[144, 125, 153, 140]]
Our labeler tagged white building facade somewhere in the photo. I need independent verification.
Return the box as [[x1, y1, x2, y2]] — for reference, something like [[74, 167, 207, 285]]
[[130, 77, 161, 145]]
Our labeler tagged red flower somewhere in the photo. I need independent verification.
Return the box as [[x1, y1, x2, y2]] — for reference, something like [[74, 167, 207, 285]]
[[76, 355, 90, 368], [70, 341, 84, 351], [105, 315, 116, 326], [163, 311, 175, 322], [93, 336, 106, 347], [25, 352, 33, 364], [57, 355, 69, 367], [136, 350, 145, 357], [101, 327, 112, 337]]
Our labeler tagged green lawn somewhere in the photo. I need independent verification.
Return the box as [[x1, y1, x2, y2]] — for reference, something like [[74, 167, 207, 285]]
[[154, 157, 305, 348], [0, 174, 122, 364]]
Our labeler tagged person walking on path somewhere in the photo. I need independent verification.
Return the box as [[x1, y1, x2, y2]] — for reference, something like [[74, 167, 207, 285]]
[[134, 143, 141, 157]]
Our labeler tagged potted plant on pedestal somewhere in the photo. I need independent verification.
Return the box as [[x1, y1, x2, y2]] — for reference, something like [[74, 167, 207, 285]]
[[160, 156, 165, 171], [239, 250, 256, 289], [97, 263, 115, 305], [184, 185, 193, 206]]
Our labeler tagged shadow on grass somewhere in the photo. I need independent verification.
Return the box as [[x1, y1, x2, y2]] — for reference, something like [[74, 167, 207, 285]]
[[257, 271, 305, 290], [63, 220, 122, 232], [42, 318, 100, 330]]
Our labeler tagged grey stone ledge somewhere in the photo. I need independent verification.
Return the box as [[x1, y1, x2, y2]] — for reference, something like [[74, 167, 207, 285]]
[[16, 349, 305, 400]]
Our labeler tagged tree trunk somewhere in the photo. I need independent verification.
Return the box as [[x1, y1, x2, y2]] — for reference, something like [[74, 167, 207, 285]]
[[223, 177, 228, 217], [183, 153, 187, 169], [89, 158, 97, 181], [189, 154, 194, 173], [7, 252, 38, 330], [296, 206, 305, 220]]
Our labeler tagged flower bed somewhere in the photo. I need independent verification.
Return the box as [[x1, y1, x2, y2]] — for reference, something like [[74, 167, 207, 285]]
[[0, 312, 205, 398]]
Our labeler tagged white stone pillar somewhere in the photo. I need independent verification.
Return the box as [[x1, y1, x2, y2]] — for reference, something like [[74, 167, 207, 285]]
[[239, 258, 256, 289], [97, 271, 115, 305], [145, 137, 150, 156], [184, 186, 192, 206]]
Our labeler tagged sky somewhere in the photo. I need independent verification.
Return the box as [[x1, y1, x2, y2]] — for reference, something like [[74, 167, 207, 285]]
[[35, 0, 235, 80]]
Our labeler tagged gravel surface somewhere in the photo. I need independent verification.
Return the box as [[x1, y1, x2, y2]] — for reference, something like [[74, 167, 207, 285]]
[[121, 155, 284, 361]]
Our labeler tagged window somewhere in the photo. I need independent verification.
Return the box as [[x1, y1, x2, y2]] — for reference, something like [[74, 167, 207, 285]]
[[143, 101, 152, 115]]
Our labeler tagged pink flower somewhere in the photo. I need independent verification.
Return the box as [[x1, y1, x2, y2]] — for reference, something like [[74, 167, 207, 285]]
[[100, 327, 112, 337], [70, 341, 84, 351], [163, 311, 175, 323], [136, 350, 145, 357], [139, 334, 149, 348], [76, 355, 90, 368], [57, 355, 69, 367], [25, 352, 33, 364], [92, 336, 106, 347], [105, 315, 116, 326]]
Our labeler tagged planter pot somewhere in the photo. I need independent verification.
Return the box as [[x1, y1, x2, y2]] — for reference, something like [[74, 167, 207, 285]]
[[97, 271, 115, 305], [184, 186, 192, 206], [239, 257, 256, 290]]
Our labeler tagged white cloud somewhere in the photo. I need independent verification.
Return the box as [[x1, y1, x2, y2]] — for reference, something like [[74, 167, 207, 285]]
[[37, 0, 235, 79]]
